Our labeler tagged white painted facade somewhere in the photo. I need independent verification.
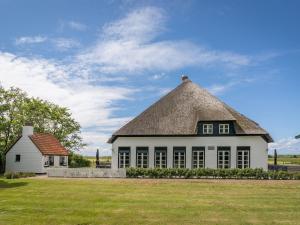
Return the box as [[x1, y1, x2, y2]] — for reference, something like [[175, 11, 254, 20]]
[[5, 126, 68, 173], [111, 136, 268, 170]]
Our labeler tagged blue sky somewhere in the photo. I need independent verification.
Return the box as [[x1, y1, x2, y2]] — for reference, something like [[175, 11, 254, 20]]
[[0, 0, 299, 155]]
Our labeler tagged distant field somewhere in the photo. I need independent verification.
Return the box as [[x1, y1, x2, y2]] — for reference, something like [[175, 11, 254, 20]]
[[1, 178, 300, 225], [268, 155, 300, 165], [84, 156, 111, 167]]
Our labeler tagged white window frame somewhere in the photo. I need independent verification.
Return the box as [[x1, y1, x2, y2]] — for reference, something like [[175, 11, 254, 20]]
[[237, 147, 250, 169], [192, 147, 205, 168], [219, 124, 229, 134], [49, 155, 54, 166], [203, 124, 213, 134], [118, 147, 130, 168], [59, 156, 67, 166], [155, 147, 167, 168], [44, 156, 49, 167], [217, 147, 231, 169], [136, 147, 149, 168], [173, 147, 186, 168]]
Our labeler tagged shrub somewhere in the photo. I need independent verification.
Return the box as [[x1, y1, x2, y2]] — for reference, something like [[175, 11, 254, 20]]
[[4, 172, 36, 179], [68, 152, 91, 168], [126, 168, 300, 180]]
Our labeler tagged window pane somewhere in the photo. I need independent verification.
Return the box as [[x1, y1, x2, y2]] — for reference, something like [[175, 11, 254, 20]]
[[237, 148, 250, 169], [173, 147, 186, 168], [155, 147, 167, 168], [118, 147, 130, 168], [217, 147, 230, 169]]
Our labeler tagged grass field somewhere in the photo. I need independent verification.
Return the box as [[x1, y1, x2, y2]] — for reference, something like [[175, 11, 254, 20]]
[[1, 178, 300, 225], [268, 155, 300, 165]]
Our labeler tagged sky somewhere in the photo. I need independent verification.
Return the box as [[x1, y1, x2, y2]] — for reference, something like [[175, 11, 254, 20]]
[[0, 0, 299, 155]]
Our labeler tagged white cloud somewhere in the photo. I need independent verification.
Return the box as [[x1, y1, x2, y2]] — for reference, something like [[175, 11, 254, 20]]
[[0, 52, 135, 155], [207, 78, 255, 95], [51, 38, 80, 51], [68, 21, 87, 31], [15, 36, 47, 45], [77, 7, 251, 74], [59, 21, 87, 32], [269, 137, 300, 154], [149, 72, 167, 80]]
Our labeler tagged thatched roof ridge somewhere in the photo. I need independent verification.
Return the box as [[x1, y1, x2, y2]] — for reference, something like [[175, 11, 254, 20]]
[[108, 78, 273, 143]]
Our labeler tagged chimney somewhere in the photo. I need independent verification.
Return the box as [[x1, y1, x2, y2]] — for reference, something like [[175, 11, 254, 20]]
[[22, 123, 34, 136], [181, 74, 189, 82]]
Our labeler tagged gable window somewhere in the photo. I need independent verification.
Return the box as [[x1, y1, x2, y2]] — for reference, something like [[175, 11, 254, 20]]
[[217, 146, 230, 169], [173, 147, 186, 168], [49, 156, 54, 166], [219, 124, 229, 134], [155, 147, 167, 168], [203, 124, 213, 134], [15, 154, 21, 162], [237, 146, 250, 169], [118, 147, 130, 168], [136, 147, 148, 168], [59, 156, 67, 166], [192, 147, 205, 168]]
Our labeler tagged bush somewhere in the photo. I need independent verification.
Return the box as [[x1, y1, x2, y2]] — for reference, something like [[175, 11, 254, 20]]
[[4, 172, 36, 179], [126, 168, 300, 180], [68, 152, 91, 168]]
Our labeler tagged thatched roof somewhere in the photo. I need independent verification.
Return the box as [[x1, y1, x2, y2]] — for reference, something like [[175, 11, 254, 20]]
[[108, 77, 273, 143]]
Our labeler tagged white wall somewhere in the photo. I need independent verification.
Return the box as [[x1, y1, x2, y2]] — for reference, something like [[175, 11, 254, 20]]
[[5, 136, 45, 173], [5, 136, 69, 173], [111, 136, 268, 170]]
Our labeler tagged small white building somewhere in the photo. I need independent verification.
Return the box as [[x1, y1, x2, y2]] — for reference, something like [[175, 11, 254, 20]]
[[108, 76, 273, 170], [5, 125, 68, 173]]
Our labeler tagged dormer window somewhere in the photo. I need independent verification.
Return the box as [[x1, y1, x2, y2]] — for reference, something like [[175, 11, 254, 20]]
[[203, 124, 213, 134], [219, 124, 229, 134]]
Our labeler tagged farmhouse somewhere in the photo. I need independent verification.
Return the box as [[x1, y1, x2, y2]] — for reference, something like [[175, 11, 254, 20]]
[[109, 76, 273, 170], [5, 124, 68, 173]]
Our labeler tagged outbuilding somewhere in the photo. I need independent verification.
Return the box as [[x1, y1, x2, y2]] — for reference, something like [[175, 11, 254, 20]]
[[5, 124, 68, 173]]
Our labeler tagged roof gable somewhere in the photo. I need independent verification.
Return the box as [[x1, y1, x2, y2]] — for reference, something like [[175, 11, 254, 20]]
[[108, 78, 273, 143]]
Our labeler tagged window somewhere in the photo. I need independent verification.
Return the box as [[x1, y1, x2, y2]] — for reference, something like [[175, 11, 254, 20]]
[[217, 146, 230, 168], [59, 156, 66, 166], [203, 124, 213, 134], [237, 147, 250, 169], [219, 124, 229, 134], [15, 154, 21, 162], [49, 156, 54, 166], [155, 147, 167, 168], [44, 156, 49, 167], [118, 147, 130, 168], [173, 147, 186, 168], [192, 147, 205, 168], [136, 147, 148, 168]]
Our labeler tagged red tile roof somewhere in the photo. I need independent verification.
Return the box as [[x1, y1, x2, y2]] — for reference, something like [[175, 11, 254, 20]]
[[29, 133, 68, 156]]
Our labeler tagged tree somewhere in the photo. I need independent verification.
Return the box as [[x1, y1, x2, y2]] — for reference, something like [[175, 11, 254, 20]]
[[274, 149, 277, 166], [96, 149, 100, 168], [0, 86, 85, 172]]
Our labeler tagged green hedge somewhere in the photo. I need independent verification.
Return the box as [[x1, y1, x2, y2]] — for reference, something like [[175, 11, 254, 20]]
[[4, 172, 36, 179], [68, 152, 91, 168], [126, 168, 300, 180]]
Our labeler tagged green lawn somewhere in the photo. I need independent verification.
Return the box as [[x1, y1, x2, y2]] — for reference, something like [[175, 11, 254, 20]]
[[1, 178, 300, 225]]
